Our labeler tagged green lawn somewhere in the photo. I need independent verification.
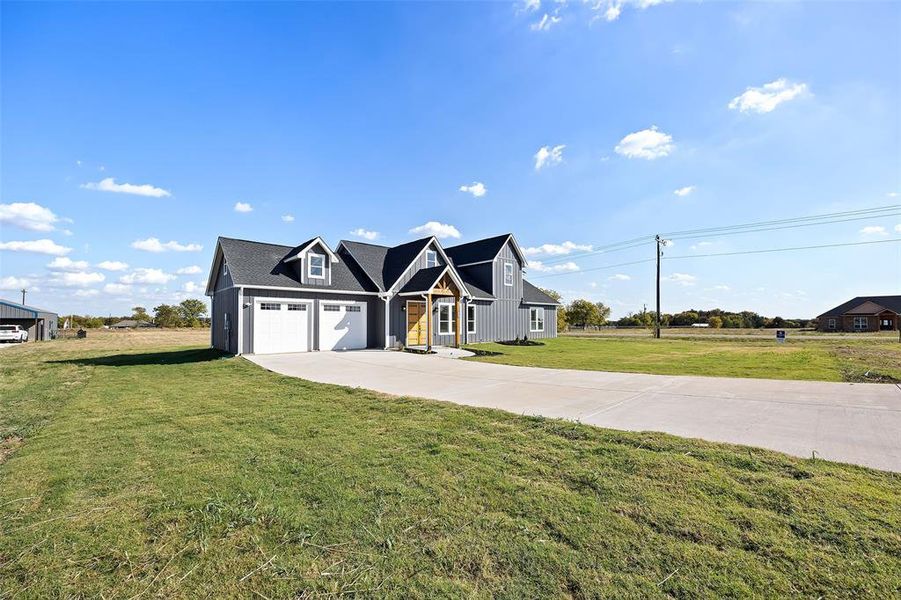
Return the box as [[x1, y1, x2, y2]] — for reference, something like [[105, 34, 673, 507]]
[[2, 331, 900, 598], [465, 336, 901, 382]]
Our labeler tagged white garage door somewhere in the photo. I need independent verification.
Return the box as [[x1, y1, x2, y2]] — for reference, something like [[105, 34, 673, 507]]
[[253, 300, 311, 354], [318, 302, 367, 351]]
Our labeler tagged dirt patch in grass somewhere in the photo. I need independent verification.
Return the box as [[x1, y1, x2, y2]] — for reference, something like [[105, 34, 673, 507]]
[[0, 436, 23, 465]]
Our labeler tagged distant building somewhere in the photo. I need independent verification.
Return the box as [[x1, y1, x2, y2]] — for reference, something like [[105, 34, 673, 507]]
[[816, 296, 900, 332], [0, 299, 58, 341], [110, 319, 156, 329]]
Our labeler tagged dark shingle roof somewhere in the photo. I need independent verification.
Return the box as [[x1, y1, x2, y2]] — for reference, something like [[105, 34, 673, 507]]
[[339, 237, 434, 291], [218, 237, 377, 293], [522, 280, 561, 305], [397, 266, 447, 294], [457, 267, 494, 299], [817, 296, 901, 318], [445, 234, 511, 266]]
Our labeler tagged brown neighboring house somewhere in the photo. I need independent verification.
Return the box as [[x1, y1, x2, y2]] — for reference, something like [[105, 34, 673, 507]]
[[816, 296, 901, 332]]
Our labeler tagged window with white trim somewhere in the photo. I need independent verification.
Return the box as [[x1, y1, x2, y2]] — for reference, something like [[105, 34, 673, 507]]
[[530, 307, 545, 332], [346, 305, 361, 312], [467, 305, 476, 334], [308, 253, 325, 279], [853, 316, 868, 330], [287, 304, 306, 311], [827, 318, 836, 329], [222, 262, 228, 276], [426, 249, 438, 268], [503, 262, 514, 286], [438, 303, 455, 335], [323, 304, 340, 312], [260, 303, 281, 310]]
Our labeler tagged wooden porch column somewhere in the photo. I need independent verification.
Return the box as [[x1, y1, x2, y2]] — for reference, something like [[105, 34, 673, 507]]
[[426, 293, 432, 351], [453, 293, 460, 348]]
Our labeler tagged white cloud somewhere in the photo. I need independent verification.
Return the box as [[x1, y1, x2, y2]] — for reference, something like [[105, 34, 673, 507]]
[[615, 126, 674, 159], [234, 202, 253, 213], [603, 4, 622, 21], [674, 186, 695, 197], [350, 228, 380, 241], [0, 202, 60, 232], [53, 271, 105, 287], [0, 276, 33, 290], [531, 13, 561, 31], [534, 145, 565, 171], [103, 283, 132, 295], [47, 256, 90, 272], [728, 79, 809, 114], [522, 0, 540, 12], [589, 0, 671, 23], [459, 182, 487, 198], [131, 237, 202, 252], [608, 274, 631, 281], [690, 241, 713, 251], [81, 177, 171, 198], [665, 272, 697, 286], [409, 221, 461, 239], [0, 239, 72, 256], [176, 265, 202, 275], [120, 268, 176, 285], [523, 241, 593, 256], [895, 224, 901, 233], [708, 285, 731, 292], [97, 260, 129, 271], [74, 289, 99, 298], [282, 214, 295, 223], [528, 260, 580, 273], [859, 225, 888, 236], [887, 192, 899, 198], [182, 281, 203, 293]]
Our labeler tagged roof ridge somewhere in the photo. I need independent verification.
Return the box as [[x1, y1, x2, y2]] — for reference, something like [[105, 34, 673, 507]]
[[219, 236, 294, 248], [340, 239, 390, 249], [445, 233, 510, 250]]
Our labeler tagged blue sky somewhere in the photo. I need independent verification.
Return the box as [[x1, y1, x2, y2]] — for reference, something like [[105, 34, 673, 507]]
[[1, 1, 899, 318]]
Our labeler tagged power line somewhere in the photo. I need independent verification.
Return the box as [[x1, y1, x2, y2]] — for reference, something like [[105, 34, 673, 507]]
[[665, 212, 900, 242], [664, 237, 901, 261]]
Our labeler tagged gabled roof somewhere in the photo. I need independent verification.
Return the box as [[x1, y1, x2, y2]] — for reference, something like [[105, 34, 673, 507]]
[[817, 295, 901, 318], [339, 237, 448, 293], [397, 266, 448, 295], [284, 237, 340, 263], [445, 233, 527, 266], [383, 237, 437, 291], [338, 240, 391, 291], [522, 280, 561, 305], [208, 237, 378, 294]]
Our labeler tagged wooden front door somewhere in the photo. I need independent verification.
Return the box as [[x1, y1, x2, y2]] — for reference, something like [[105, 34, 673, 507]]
[[406, 301, 428, 346]]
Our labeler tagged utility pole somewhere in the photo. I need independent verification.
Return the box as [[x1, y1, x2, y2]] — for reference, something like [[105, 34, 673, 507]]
[[21, 288, 26, 306], [655, 235, 668, 339]]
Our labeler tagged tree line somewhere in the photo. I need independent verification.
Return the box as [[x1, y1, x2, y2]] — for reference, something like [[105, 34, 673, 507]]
[[64, 300, 209, 329], [539, 289, 814, 330]]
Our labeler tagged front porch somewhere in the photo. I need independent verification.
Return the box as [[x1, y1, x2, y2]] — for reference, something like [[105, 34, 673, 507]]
[[397, 265, 469, 351]]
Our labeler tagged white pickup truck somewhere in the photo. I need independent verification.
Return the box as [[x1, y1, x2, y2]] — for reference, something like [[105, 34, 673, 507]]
[[0, 324, 28, 343]]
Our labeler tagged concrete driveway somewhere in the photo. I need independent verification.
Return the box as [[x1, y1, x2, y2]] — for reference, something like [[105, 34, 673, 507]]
[[247, 351, 901, 472]]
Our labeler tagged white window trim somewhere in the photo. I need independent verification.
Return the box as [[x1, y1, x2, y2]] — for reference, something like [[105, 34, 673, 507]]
[[827, 318, 836, 329], [853, 316, 868, 330], [426, 249, 438, 268], [503, 262, 514, 287], [308, 253, 326, 279], [438, 303, 455, 335], [466, 305, 476, 334], [530, 307, 545, 332]]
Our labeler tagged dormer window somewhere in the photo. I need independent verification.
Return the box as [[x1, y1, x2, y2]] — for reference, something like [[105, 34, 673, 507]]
[[308, 254, 325, 279], [426, 249, 438, 268], [503, 262, 514, 286]]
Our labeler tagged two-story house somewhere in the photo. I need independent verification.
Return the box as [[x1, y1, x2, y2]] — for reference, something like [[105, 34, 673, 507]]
[[205, 233, 559, 355]]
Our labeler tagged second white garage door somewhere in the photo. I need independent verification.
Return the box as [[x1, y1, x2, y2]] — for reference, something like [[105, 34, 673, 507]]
[[318, 302, 367, 351]]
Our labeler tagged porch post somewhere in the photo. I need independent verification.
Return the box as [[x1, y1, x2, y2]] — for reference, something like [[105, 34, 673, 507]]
[[426, 292, 432, 352], [454, 293, 460, 348]]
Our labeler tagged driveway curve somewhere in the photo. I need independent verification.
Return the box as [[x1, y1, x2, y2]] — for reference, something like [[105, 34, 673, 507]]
[[247, 350, 901, 472]]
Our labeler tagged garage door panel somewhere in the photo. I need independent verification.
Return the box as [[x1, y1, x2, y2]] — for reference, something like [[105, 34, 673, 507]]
[[319, 302, 367, 351], [253, 300, 310, 354]]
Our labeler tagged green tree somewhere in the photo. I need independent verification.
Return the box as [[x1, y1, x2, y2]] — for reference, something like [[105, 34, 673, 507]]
[[178, 299, 208, 327], [540, 288, 567, 332], [154, 304, 181, 328], [594, 302, 611, 326], [132, 306, 150, 322], [708, 316, 723, 329], [566, 299, 600, 328]]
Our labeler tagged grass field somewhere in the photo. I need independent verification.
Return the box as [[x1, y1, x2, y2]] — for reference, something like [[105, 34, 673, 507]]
[[466, 335, 901, 382], [2, 331, 900, 597]]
